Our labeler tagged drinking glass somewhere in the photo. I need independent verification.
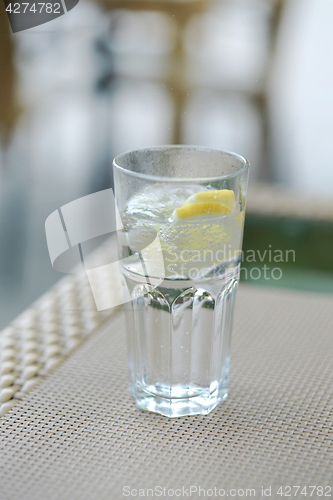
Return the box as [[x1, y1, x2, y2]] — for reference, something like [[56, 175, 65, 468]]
[[113, 146, 249, 417]]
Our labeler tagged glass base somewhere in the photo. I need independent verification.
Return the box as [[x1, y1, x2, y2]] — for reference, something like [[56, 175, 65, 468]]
[[132, 384, 228, 418]]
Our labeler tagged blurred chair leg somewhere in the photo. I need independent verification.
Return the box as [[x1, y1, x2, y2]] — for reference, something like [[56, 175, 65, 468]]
[[0, 4, 19, 143], [169, 13, 188, 145], [256, 0, 287, 181]]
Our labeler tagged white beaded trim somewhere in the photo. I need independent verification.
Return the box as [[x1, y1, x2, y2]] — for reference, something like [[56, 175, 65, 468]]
[[0, 270, 114, 417]]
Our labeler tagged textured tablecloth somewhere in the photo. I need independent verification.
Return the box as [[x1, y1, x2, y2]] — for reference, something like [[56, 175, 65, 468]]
[[1, 284, 333, 500]]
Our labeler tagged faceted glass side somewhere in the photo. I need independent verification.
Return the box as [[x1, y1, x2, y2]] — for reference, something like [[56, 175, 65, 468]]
[[126, 276, 239, 418]]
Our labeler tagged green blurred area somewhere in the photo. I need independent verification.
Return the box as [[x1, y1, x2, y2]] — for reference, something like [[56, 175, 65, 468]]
[[241, 215, 333, 294]]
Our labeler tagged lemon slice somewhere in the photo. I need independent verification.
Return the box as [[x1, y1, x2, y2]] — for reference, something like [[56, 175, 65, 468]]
[[171, 189, 235, 220], [175, 202, 231, 220], [183, 189, 235, 209]]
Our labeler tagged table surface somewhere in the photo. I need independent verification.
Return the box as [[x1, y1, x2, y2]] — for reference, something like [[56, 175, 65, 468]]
[[1, 281, 333, 500]]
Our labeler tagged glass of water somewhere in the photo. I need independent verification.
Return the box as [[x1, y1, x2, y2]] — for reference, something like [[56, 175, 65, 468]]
[[113, 146, 249, 418]]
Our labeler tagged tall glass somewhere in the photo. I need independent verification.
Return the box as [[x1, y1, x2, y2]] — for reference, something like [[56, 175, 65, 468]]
[[113, 146, 249, 418]]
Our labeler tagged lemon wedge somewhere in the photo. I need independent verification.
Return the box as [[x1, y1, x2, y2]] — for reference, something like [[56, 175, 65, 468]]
[[176, 202, 231, 220], [183, 189, 235, 209], [171, 189, 235, 220]]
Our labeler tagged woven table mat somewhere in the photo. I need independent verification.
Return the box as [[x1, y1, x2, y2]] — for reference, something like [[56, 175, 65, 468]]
[[1, 285, 333, 500]]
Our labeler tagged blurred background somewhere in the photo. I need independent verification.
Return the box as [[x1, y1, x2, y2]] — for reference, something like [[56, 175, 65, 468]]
[[0, 0, 333, 329]]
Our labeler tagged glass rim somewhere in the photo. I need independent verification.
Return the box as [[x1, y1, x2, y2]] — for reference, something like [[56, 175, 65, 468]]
[[113, 145, 249, 183]]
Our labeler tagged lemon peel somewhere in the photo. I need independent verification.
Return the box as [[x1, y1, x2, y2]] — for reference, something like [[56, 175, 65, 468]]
[[183, 189, 235, 209]]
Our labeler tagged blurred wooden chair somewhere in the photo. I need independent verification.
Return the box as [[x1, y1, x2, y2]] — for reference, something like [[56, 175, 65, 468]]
[[96, 0, 287, 147], [0, 0, 286, 147], [96, 0, 209, 144]]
